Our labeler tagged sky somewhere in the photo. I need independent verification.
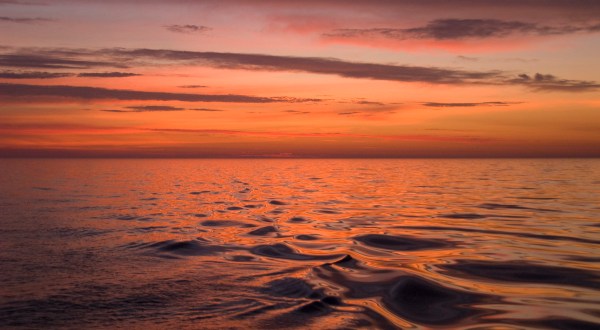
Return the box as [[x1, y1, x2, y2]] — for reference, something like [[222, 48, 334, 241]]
[[1, 0, 599, 157]]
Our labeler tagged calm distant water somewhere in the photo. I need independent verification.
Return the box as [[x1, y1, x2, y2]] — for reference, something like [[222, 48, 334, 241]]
[[0, 159, 599, 329]]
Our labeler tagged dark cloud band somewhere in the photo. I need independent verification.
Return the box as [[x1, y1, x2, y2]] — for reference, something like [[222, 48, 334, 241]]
[[105, 48, 499, 84], [0, 70, 72, 79], [326, 19, 600, 41], [0, 83, 322, 103], [1, 47, 598, 91], [77, 72, 140, 77], [0, 54, 127, 69]]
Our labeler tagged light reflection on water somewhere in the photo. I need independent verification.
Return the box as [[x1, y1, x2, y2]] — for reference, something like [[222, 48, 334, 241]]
[[0, 159, 599, 329]]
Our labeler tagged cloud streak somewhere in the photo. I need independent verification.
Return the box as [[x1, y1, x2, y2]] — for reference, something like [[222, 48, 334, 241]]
[[508, 73, 600, 92], [144, 128, 490, 142], [354, 100, 386, 106], [0, 122, 491, 143], [0, 70, 139, 79], [0, 54, 127, 69], [126, 105, 185, 111], [178, 85, 207, 88], [0, 0, 45, 5], [191, 108, 224, 112], [1, 47, 498, 84], [326, 19, 600, 41], [164, 24, 211, 34], [0, 70, 72, 79], [77, 72, 140, 77], [0, 122, 130, 134], [2, 47, 598, 91], [105, 48, 499, 84], [423, 101, 519, 107], [100, 105, 188, 112], [0, 16, 52, 23], [100, 105, 186, 112], [0, 83, 322, 103]]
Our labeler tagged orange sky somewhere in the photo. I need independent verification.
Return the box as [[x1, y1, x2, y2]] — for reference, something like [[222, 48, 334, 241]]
[[1, 0, 599, 157]]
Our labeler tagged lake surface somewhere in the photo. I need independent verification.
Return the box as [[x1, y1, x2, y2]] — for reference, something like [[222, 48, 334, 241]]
[[0, 159, 599, 329]]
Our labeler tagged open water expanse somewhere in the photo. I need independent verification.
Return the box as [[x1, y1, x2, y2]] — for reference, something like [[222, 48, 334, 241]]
[[0, 159, 599, 329]]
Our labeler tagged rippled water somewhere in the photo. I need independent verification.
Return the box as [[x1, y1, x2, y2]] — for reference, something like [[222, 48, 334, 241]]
[[0, 159, 599, 329]]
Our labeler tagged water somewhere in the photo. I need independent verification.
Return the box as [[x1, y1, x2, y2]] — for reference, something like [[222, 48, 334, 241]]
[[0, 159, 599, 329]]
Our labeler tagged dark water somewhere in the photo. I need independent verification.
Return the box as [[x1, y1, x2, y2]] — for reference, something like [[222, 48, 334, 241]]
[[0, 159, 599, 329]]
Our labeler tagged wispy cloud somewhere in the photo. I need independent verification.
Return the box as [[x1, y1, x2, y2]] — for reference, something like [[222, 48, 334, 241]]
[[354, 100, 386, 106], [337, 98, 392, 106], [326, 19, 600, 41], [283, 109, 310, 114], [0, 70, 141, 79], [100, 109, 132, 113], [164, 24, 211, 34], [144, 128, 490, 142], [0, 0, 46, 5], [0, 83, 322, 103], [337, 107, 397, 117], [0, 70, 72, 79], [0, 122, 491, 143], [0, 123, 84, 130], [101, 105, 185, 113], [178, 85, 207, 88], [508, 73, 600, 92], [456, 55, 479, 62], [0, 54, 127, 69], [0, 16, 52, 23], [127, 105, 185, 111], [1, 47, 497, 84], [77, 72, 140, 77], [2, 47, 598, 91], [423, 101, 520, 107], [191, 108, 224, 112], [104, 48, 500, 85]]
